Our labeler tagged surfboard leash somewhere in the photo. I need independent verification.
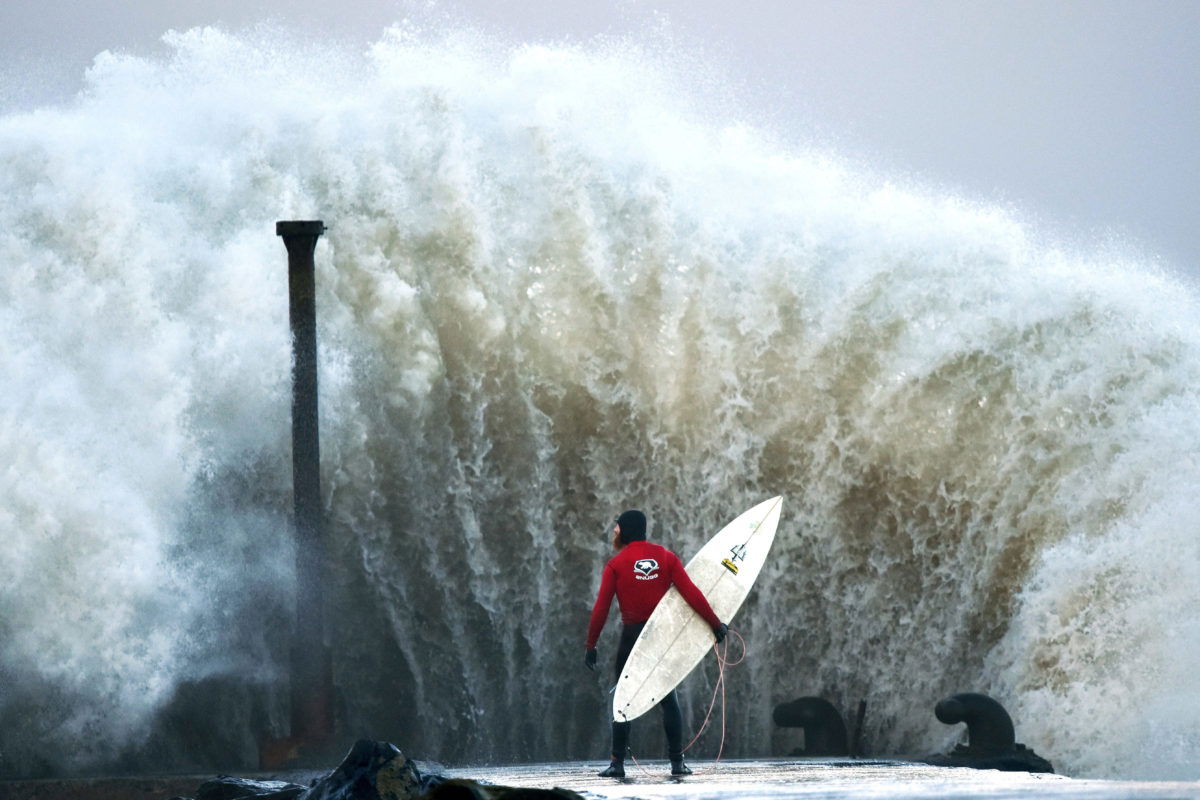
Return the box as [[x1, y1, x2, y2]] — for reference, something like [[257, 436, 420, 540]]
[[625, 627, 747, 778], [683, 627, 746, 774]]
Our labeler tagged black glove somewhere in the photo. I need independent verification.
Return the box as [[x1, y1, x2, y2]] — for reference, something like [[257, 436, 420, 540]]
[[584, 648, 598, 671], [713, 623, 728, 644]]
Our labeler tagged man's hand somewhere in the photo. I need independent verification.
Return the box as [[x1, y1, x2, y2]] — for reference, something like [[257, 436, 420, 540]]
[[713, 623, 728, 644], [584, 648, 598, 671]]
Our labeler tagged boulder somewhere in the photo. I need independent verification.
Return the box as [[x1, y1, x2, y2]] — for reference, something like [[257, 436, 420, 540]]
[[421, 779, 584, 800], [194, 775, 307, 800], [297, 741, 582, 800], [299, 740, 436, 800], [183, 740, 585, 800]]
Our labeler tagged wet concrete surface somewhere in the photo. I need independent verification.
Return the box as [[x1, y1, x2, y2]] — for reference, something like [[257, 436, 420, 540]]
[[4, 758, 1200, 800]]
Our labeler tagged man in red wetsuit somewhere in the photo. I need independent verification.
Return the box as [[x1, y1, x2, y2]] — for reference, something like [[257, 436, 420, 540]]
[[584, 509, 728, 777]]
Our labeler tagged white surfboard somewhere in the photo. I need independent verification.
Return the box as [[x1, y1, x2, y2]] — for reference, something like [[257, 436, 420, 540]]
[[612, 496, 783, 723]]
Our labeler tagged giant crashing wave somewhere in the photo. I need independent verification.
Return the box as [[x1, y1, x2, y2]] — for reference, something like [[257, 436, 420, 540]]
[[1, 24, 1199, 781]]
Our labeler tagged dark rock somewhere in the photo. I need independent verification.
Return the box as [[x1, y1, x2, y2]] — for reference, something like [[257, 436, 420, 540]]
[[188, 740, 583, 800], [772, 697, 849, 756], [293, 740, 582, 800], [421, 780, 584, 800], [298, 740, 436, 800], [196, 775, 307, 800], [490, 789, 585, 800], [921, 693, 1054, 774], [418, 780, 491, 800]]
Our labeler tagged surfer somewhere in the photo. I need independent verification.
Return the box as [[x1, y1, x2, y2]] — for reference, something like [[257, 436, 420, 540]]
[[584, 509, 728, 777]]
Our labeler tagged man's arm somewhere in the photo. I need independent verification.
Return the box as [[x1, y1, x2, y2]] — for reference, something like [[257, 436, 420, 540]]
[[585, 564, 618, 650], [668, 552, 722, 630]]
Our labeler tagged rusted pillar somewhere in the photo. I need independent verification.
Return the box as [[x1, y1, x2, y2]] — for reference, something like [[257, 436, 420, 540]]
[[276, 220, 333, 744]]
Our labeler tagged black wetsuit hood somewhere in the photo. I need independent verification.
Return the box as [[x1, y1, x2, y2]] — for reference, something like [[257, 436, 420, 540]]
[[616, 510, 647, 544]]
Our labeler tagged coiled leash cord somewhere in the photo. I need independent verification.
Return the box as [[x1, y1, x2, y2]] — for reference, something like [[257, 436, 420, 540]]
[[627, 627, 747, 777]]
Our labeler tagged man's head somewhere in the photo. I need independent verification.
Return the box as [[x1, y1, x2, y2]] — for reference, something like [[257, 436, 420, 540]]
[[615, 510, 647, 545]]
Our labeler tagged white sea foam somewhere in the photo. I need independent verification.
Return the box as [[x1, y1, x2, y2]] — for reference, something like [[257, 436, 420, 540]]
[[1, 24, 1197, 779]]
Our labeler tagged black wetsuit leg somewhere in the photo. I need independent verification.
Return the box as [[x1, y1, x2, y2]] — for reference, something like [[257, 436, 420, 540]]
[[612, 622, 685, 759], [610, 622, 641, 759], [661, 689, 683, 758]]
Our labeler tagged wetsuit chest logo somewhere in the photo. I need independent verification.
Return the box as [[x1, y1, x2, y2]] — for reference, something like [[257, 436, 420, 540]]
[[633, 559, 660, 580]]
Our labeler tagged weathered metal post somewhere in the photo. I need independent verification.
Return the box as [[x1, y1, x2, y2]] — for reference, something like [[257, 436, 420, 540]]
[[277, 220, 334, 749]]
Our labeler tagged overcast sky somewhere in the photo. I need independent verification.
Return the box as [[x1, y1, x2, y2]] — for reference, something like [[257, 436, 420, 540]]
[[1, 0, 1196, 274]]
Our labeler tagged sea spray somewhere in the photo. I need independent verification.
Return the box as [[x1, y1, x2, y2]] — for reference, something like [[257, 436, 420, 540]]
[[1, 23, 1198, 780]]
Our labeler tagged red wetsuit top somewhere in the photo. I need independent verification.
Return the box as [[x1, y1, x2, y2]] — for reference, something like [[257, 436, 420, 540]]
[[586, 540, 721, 650]]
